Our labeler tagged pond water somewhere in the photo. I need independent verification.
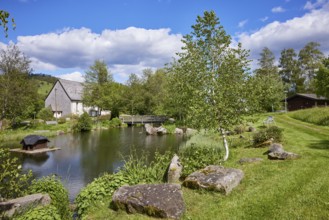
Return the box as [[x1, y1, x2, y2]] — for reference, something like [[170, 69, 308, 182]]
[[14, 127, 185, 202]]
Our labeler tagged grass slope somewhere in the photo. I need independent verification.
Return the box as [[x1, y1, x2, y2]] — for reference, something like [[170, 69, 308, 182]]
[[85, 113, 329, 219]]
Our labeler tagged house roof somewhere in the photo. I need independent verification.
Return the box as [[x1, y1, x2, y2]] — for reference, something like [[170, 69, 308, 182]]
[[58, 79, 84, 101], [287, 93, 329, 101]]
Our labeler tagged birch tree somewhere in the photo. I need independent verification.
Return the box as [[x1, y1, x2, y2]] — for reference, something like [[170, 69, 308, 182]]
[[168, 11, 251, 161]]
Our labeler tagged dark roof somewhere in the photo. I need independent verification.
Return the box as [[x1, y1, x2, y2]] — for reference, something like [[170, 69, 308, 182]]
[[20, 135, 50, 146], [287, 93, 329, 101]]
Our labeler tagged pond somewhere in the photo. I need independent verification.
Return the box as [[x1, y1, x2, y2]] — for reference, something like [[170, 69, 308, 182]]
[[15, 127, 186, 202]]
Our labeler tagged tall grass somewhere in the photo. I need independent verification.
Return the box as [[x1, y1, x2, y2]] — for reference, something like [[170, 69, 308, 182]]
[[289, 107, 329, 126]]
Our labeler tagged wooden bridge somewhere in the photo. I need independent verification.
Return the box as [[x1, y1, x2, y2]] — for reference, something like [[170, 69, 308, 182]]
[[119, 115, 167, 125]]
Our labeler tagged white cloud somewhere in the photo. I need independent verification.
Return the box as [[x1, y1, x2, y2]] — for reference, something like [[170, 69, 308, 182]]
[[15, 27, 183, 83], [238, 19, 248, 28], [271, 6, 286, 13], [304, 0, 328, 10], [260, 16, 269, 22], [237, 2, 329, 62], [57, 71, 85, 82]]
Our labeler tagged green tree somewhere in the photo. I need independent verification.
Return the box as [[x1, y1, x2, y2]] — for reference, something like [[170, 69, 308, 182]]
[[255, 47, 278, 76], [298, 42, 324, 92], [279, 48, 304, 94], [315, 56, 329, 98], [252, 47, 285, 112], [167, 11, 251, 161], [83, 60, 115, 115], [0, 9, 15, 37], [0, 44, 39, 122]]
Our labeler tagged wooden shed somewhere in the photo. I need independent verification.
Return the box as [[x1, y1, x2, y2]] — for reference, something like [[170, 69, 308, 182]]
[[20, 135, 50, 150], [285, 93, 329, 111]]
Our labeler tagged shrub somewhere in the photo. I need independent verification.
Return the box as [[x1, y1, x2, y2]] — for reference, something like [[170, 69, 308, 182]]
[[73, 112, 93, 132], [57, 117, 67, 124], [108, 117, 122, 128], [28, 176, 71, 220], [75, 173, 130, 217], [234, 124, 246, 134], [253, 125, 284, 146], [179, 145, 222, 178], [0, 148, 33, 199], [37, 107, 54, 121], [15, 205, 61, 220]]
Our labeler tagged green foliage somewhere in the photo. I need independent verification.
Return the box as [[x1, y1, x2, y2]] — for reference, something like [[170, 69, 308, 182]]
[[0, 45, 39, 120], [120, 150, 173, 184], [75, 173, 130, 217], [180, 145, 222, 178], [73, 112, 93, 132], [167, 10, 251, 130], [315, 57, 329, 98], [28, 176, 71, 220], [108, 117, 122, 128], [289, 107, 329, 126], [37, 107, 54, 121], [253, 125, 284, 145], [0, 10, 15, 37], [15, 205, 61, 220], [162, 123, 176, 134], [0, 148, 33, 199]]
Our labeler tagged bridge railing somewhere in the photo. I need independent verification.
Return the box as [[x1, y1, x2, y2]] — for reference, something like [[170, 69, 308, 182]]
[[119, 115, 167, 124]]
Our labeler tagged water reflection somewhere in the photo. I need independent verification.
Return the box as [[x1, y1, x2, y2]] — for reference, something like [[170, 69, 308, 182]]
[[21, 127, 185, 201]]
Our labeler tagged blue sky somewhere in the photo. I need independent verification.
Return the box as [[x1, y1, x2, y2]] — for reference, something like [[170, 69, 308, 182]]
[[1, 0, 329, 83]]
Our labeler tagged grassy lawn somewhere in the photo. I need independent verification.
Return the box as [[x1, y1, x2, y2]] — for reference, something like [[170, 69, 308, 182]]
[[83, 112, 329, 219]]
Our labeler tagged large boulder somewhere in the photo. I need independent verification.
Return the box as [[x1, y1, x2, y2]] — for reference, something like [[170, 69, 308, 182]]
[[0, 193, 51, 218], [145, 124, 158, 135], [268, 143, 300, 160], [112, 184, 185, 219], [183, 165, 244, 195], [166, 154, 183, 183]]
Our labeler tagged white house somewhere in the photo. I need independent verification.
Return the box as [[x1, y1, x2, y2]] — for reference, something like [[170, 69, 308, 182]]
[[45, 79, 110, 118]]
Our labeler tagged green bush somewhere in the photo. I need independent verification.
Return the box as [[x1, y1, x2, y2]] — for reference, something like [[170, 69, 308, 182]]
[[28, 176, 71, 220], [37, 107, 54, 121], [15, 205, 61, 220], [0, 148, 33, 199], [179, 145, 222, 178], [253, 125, 284, 146], [120, 151, 173, 184], [108, 117, 122, 128], [73, 112, 93, 132], [75, 173, 130, 217]]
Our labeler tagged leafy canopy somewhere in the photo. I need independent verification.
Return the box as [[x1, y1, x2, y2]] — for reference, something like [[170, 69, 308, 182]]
[[167, 10, 251, 130]]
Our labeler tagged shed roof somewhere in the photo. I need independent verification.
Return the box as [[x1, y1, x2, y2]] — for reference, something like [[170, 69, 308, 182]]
[[287, 93, 329, 101], [58, 79, 84, 101], [20, 135, 50, 146]]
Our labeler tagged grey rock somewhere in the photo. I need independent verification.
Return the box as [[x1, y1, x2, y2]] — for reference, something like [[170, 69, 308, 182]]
[[166, 154, 183, 183], [174, 128, 183, 135], [268, 143, 300, 160], [157, 126, 167, 135], [238, 157, 263, 164], [183, 165, 244, 195], [112, 184, 185, 219], [0, 193, 51, 218], [145, 124, 158, 135]]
